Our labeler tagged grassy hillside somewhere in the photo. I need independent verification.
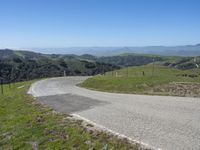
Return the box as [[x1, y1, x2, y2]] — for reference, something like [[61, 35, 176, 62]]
[[1, 49, 200, 85], [81, 64, 200, 97], [0, 49, 119, 83], [84, 53, 200, 70], [0, 49, 167, 83], [0, 81, 143, 149], [96, 55, 163, 67], [162, 56, 200, 70]]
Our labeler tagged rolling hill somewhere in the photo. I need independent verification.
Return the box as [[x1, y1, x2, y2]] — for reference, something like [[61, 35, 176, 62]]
[[1, 48, 200, 84], [0, 49, 119, 83]]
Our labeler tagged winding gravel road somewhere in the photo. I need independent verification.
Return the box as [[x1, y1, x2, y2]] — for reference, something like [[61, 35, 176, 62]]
[[28, 77, 200, 150]]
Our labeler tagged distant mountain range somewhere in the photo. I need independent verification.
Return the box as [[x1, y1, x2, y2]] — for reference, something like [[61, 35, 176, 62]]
[[31, 44, 200, 56]]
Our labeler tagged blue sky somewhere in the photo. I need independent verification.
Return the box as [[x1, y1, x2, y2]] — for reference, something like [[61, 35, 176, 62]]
[[0, 0, 200, 48]]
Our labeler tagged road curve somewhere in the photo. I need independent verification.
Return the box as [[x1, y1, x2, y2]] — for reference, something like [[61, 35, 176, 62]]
[[28, 77, 200, 150]]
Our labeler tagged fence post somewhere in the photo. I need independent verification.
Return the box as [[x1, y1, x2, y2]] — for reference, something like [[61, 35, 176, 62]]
[[152, 58, 155, 77], [127, 67, 129, 77], [9, 82, 11, 89], [1, 79, 4, 95]]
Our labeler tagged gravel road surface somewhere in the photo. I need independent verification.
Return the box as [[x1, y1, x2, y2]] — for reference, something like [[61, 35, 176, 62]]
[[28, 77, 200, 150]]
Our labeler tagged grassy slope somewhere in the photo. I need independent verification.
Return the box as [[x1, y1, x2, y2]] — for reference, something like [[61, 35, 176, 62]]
[[81, 64, 200, 94], [0, 81, 142, 150]]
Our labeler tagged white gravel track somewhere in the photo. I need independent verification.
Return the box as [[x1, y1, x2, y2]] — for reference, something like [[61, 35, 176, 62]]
[[28, 77, 200, 150]]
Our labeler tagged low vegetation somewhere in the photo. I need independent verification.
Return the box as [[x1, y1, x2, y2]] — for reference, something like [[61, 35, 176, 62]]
[[162, 56, 200, 70], [0, 49, 119, 83], [96, 55, 163, 67], [0, 81, 144, 149], [1, 49, 200, 84], [81, 64, 200, 97]]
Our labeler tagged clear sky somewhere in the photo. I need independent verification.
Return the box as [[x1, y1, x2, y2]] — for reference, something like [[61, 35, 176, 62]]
[[0, 0, 200, 48]]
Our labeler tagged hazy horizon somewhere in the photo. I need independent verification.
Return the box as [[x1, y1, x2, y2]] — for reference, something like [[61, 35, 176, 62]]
[[1, 43, 200, 51]]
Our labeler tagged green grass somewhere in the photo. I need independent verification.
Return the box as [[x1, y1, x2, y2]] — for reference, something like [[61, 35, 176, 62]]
[[81, 64, 200, 94], [0, 81, 143, 150]]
